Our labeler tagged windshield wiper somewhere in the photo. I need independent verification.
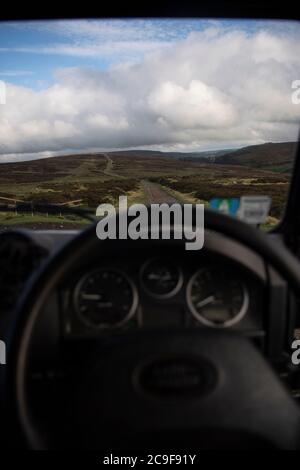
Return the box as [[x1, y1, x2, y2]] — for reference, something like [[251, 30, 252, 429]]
[[0, 202, 96, 222]]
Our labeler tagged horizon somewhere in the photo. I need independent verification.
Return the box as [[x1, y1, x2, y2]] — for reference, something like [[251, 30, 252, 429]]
[[0, 139, 297, 164]]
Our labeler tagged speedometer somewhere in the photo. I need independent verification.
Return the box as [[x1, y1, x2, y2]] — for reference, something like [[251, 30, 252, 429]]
[[187, 267, 249, 328], [74, 268, 138, 328]]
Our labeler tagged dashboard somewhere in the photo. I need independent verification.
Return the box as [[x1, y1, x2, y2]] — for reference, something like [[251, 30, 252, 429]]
[[0, 227, 287, 361], [1, 225, 299, 450], [60, 253, 265, 340]]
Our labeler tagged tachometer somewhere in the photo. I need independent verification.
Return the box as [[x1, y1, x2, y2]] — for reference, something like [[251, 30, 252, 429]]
[[74, 268, 138, 328], [187, 267, 249, 328]]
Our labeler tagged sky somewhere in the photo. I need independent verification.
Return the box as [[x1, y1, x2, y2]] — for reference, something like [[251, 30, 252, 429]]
[[0, 19, 299, 162]]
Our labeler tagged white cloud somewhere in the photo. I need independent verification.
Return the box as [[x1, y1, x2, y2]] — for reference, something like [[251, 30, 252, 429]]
[[0, 41, 172, 59], [0, 25, 299, 160], [148, 80, 237, 129], [87, 114, 129, 130]]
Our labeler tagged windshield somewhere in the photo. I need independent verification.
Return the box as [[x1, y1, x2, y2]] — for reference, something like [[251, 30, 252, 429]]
[[0, 19, 299, 230]]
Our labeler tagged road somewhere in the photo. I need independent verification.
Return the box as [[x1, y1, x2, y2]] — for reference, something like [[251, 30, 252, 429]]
[[102, 153, 125, 179], [142, 180, 179, 204], [102, 154, 179, 204]]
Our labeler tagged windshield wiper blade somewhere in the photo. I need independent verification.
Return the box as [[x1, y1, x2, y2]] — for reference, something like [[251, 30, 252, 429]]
[[0, 202, 96, 222]]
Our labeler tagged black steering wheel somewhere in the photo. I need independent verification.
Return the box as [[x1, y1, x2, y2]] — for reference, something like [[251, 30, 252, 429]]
[[5, 209, 300, 449]]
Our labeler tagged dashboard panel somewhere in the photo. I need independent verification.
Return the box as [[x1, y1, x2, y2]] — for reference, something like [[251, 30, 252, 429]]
[[0, 228, 270, 356], [59, 250, 266, 340], [1, 226, 298, 445]]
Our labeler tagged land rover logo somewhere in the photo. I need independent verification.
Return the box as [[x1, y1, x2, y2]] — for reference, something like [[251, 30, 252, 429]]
[[136, 356, 217, 398]]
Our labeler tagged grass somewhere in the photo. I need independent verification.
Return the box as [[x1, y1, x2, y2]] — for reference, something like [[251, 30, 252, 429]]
[[0, 212, 90, 227], [0, 150, 294, 230], [127, 184, 149, 206], [154, 173, 289, 219]]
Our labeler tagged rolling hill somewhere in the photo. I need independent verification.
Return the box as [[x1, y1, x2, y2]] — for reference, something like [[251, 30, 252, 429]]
[[0, 141, 296, 230], [215, 142, 298, 173], [109, 148, 234, 160]]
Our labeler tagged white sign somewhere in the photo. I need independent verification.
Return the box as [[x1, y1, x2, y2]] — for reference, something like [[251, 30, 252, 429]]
[[238, 196, 272, 225]]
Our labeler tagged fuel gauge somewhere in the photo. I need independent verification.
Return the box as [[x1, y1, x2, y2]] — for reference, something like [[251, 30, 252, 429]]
[[140, 258, 183, 299]]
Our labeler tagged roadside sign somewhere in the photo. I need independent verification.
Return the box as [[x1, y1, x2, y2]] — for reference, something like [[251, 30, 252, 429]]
[[238, 196, 272, 225], [209, 198, 240, 216]]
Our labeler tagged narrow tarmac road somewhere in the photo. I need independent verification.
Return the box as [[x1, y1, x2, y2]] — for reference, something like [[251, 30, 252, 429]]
[[142, 180, 178, 204]]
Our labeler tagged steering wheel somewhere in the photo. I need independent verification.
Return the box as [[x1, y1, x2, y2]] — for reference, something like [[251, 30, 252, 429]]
[[5, 209, 300, 449]]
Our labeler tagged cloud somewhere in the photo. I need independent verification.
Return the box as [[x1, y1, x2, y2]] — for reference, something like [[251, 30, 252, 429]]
[[0, 25, 299, 160], [0, 41, 172, 59], [148, 80, 237, 129]]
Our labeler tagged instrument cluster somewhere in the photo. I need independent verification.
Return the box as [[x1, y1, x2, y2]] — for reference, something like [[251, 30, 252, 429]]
[[62, 256, 263, 337]]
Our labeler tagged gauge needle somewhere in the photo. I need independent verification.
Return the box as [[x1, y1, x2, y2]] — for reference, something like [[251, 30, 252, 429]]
[[196, 295, 215, 309]]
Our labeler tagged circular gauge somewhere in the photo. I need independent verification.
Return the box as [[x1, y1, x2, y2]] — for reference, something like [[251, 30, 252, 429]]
[[187, 267, 249, 328], [74, 269, 138, 328], [140, 258, 183, 299]]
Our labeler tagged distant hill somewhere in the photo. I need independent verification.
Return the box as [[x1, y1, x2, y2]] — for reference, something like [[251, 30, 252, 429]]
[[0, 142, 297, 172], [215, 142, 298, 173], [109, 142, 298, 170], [109, 148, 234, 160]]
